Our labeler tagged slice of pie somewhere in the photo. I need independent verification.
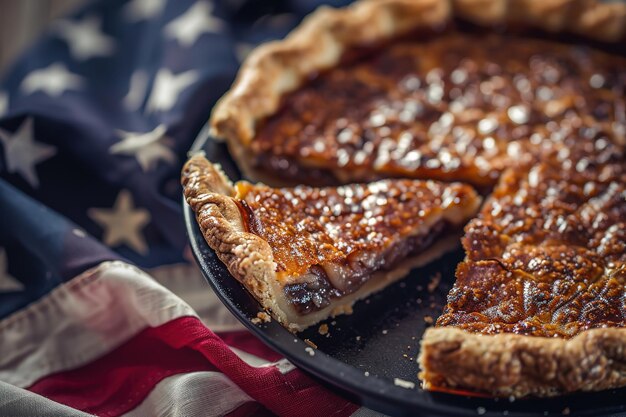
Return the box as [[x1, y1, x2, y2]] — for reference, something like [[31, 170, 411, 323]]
[[211, 0, 625, 187], [182, 154, 480, 331], [420, 159, 626, 397]]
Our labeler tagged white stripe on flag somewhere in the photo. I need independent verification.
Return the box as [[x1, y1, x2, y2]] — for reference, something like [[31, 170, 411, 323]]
[[121, 371, 253, 417], [0, 261, 197, 387], [230, 347, 296, 375], [147, 262, 245, 332], [0, 381, 96, 417]]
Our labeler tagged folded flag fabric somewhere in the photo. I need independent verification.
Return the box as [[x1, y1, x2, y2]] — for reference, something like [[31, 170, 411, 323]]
[[0, 0, 382, 416]]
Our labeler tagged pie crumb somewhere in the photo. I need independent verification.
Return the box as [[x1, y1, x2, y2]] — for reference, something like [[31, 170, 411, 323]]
[[305, 347, 315, 356], [251, 312, 271, 324], [427, 272, 441, 293], [304, 338, 318, 349], [393, 378, 415, 389], [318, 324, 329, 335], [424, 315, 434, 325]]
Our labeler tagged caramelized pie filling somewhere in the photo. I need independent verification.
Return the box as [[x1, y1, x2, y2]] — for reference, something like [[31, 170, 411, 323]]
[[437, 161, 626, 337], [253, 31, 626, 186], [284, 221, 448, 314], [235, 180, 476, 314]]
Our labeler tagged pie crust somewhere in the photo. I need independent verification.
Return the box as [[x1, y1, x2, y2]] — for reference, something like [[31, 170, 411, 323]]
[[201, 0, 626, 398], [182, 154, 480, 332], [419, 326, 626, 397]]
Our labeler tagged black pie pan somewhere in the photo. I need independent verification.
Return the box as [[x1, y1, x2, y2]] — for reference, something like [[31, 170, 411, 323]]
[[183, 126, 626, 417]]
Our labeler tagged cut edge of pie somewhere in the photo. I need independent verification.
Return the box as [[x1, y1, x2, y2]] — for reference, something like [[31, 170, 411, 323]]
[[182, 154, 481, 332], [209, 0, 626, 184]]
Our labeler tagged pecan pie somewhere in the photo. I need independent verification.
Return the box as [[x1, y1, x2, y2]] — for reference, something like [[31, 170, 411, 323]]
[[182, 155, 480, 331], [190, 0, 626, 398]]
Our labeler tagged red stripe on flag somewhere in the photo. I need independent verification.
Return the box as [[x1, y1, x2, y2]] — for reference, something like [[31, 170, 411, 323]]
[[184, 318, 359, 417], [27, 318, 218, 417], [27, 317, 358, 417]]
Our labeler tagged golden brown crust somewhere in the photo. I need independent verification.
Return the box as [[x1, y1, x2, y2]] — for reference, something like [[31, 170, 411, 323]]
[[459, 0, 626, 38], [211, 0, 451, 147], [181, 154, 281, 321], [210, 0, 626, 155], [419, 327, 626, 397]]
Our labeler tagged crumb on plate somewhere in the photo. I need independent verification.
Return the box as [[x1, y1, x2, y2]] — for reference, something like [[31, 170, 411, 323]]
[[427, 272, 441, 293], [393, 378, 415, 389], [251, 311, 271, 324]]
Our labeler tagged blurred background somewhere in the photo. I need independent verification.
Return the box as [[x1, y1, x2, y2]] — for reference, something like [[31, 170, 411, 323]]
[[0, 0, 350, 73], [0, 0, 85, 72]]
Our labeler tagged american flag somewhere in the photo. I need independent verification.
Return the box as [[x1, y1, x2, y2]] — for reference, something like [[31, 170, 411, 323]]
[[0, 0, 381, 415]]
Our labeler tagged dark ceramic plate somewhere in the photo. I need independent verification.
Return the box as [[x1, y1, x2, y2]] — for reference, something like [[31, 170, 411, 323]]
[[183, 127, 626, 417]]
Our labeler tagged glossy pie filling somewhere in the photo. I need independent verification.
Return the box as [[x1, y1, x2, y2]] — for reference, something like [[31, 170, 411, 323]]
[[438, 161, 625, 338], [252, 31, 626, 187], [234, 180, 477, 314]]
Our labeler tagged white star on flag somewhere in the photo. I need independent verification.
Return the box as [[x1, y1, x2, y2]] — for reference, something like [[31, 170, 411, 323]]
[[146, 68, 198, 113], [0, 248, 24, 292], [88, 190, 151, 255], [164, 1, 225, 47], [110, 124, 177, 171], [20, 63, 83, 97], [124, 0, 167, 22], [52, 15, 115, 61], [0, 117, 57, 188], [0, 91, 8, 117]]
